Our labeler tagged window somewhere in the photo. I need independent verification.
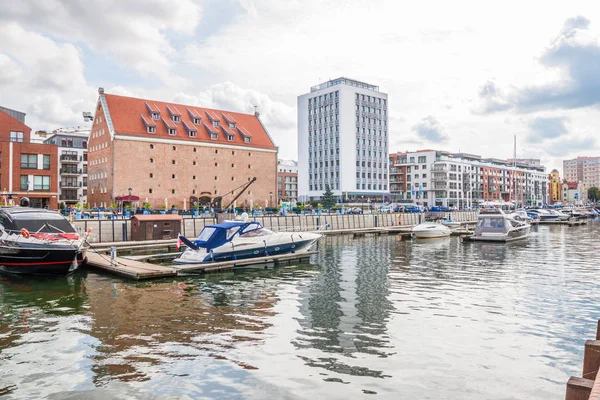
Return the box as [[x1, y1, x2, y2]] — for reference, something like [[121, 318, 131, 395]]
[[418, 156, 427, 163], [193, 148, 197, 152], [228, 135, 234, 141], [33, 176, 50, 190], [244, 137, 251, 143], [172, 174, 176, 179], [193, 161, 197, 166], [172, 146, 177, 150], [149, 188, 153, 193], [172, 160, 176, 165], [21, 154, 37, 169], [147, 126, 156, 134], [10, 131, 24, 142], [150, 173, 153, 178], [172, 189, 175, 194], [150, 144, 154, 149], [43, 155, 51, 170], [20, 175, 28, 190], [150, 158, 154, 163], [168, 128, 176, 135]]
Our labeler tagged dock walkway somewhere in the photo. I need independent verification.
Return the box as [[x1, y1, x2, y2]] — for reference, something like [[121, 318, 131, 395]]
[[86, 252, 178, 280]]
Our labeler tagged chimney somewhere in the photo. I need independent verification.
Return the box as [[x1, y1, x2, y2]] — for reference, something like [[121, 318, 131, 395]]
[[98, 87, 105, 94]]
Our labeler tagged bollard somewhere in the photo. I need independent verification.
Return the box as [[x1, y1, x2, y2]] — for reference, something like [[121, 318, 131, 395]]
[[110, 246, 117, 265]]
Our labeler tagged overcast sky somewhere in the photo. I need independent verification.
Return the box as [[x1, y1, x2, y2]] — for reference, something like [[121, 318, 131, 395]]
[[1, 0, 599, 174]]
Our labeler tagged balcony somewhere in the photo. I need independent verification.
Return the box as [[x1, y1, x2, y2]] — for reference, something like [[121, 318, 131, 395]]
[[60, 155, 80, 163], [60, 181, 82, 188], [60, 168, 82, 175], [431, 173, 448, 182], [433, 183, 448, 190]]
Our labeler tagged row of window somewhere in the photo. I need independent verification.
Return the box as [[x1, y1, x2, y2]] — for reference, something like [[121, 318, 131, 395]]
[[19, 175, 50, 191], [20, 154, 51, 170]]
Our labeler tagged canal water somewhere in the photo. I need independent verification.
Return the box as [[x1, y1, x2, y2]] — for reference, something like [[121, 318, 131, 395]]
[[1, 222, 600, 399]]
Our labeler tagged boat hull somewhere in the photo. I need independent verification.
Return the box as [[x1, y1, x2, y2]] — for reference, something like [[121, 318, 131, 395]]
[[413, 230, 451, 239], [470, 225, 530, 242], [174, 237, 320, 265], [0, 243, 83, 276]]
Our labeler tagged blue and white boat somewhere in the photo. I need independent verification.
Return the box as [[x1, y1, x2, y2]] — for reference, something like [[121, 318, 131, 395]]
[[174, 221, 322, 264]]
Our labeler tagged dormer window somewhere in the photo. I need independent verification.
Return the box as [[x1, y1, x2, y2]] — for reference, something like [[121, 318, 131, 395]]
[[141, 114, 157, 134], [227, 134, 234, 141], [146, 102, 161, 120], [187, 108, 202, 124], [189, 130, 197, 138], [222, 112, 237, 129], [162, 117, 177, 135], [210, 133, 218, 140], [229, 122, 235, 129], [212, 120, 219, 127], [244, 137, 251, 143], [168, 128, 176, 136], [183, 120, 197, 138], [167, 105, 181, 123]]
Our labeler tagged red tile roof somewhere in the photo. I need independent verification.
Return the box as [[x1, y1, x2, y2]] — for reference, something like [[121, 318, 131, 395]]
[[103, 93, 276, 149]]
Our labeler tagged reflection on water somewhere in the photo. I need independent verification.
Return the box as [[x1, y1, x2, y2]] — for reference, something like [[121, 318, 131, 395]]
[[1, 222, 600, 399]]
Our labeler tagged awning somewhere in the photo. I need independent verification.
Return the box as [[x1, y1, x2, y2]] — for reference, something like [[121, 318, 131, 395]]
[[115, 195, 140, 201]]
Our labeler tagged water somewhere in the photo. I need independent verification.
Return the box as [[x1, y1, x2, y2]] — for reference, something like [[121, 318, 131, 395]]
[[1, 222, 600, 399]]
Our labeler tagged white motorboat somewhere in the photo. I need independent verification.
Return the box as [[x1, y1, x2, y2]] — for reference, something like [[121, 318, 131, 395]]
[[440, 219, 462, 230], [412, 223, 451, 239], [174, 221, 322, 264], [469, 208, 530, 242]]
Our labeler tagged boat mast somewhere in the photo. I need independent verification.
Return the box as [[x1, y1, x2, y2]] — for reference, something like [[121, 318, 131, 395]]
[[513, 135, 517, 207]]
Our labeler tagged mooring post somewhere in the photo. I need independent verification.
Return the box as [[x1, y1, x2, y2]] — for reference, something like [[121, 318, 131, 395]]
[[583, 340, 600, 380], [566, 376, 594, 400]]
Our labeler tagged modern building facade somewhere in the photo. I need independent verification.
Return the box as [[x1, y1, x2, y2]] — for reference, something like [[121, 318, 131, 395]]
[[87, 88, 278, 209], [277, 159, 298, 204], [389, 152, 408, 201], [298, 77, 389, 202], [0, 107, 59, 208], [389, 149, 548, 208], [563, 156, 600, 189], [44, 129, 89, 206]]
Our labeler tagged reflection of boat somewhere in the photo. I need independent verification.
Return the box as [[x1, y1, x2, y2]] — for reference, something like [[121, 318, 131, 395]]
[[0, 207, 90, 275], [412, 223, 451, 239], [469, 208, 530, 242], [175, 221, 322, 264]]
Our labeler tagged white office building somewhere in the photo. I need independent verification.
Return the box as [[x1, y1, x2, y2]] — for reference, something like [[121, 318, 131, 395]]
[[298, 77, 389, 202]]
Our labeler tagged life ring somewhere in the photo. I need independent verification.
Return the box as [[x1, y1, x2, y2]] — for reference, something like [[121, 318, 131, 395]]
[[21, 228, 30, 239]]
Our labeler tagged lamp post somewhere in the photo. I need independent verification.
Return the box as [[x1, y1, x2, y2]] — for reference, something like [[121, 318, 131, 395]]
[[269, 191, 273, 210]]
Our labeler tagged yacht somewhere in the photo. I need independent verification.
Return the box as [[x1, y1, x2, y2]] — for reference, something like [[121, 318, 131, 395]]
[[412, 222, 452, 239], [175, 221, 322, 264], [469, 208, 530, 242], [0, 206, 90, 275], [526, 209, 561, 222]]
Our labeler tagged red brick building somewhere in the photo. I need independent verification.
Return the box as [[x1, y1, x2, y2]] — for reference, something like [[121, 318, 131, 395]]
[[388, 152, 408, 200], [87, 89, 278, 209], [0, 107, 59, 208]]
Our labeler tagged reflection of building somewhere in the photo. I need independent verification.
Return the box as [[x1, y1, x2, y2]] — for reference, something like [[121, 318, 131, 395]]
[[0, 107, 59, 208], [87, 88, 278, 209], [389, 149, 548, 208], [549, 169, 562, 204], [298, 77, 389, 202], [277, 159, 298, 203], [563, 156, 600, 189], [44, 129, 89, 206]]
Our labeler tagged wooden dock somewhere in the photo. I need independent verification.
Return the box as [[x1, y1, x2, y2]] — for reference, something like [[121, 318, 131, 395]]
[[566, 319, 600, 400], [84, 250, 317, 280], [85, 252, 178, 280]]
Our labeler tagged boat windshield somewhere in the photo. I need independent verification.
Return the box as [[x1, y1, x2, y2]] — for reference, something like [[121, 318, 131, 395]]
[[10, 217, 76, 233], [198, 227, 217, 241], [240, 227, 273, 237], [476, 217, 507, 233]]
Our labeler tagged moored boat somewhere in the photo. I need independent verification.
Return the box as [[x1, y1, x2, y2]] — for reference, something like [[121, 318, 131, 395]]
[[0, 206, 90, 275], [412, 222, 451, 239], [175, 221, 322, 264], [468, 208, 530, 242]]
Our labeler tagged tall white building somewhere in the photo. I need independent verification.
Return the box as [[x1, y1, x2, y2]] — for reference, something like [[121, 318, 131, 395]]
[[298, 77, 389, 202], [44, 129, 89, 206]]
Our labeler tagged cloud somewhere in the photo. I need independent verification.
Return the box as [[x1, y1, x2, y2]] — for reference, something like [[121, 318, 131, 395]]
[[477, 16, 600, 113], [0, 0, 203, 79], [527, 116, 570, 143], [411, 116, 449, 142], [542, 136, 597, 157]]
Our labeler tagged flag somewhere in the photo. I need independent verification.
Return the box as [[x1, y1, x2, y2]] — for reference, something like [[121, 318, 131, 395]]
[[418, 184, 423, 196], [411, 184, 415, 196], [176, 233, 182, 250]]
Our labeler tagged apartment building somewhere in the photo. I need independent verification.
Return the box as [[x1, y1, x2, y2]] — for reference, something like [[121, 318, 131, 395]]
[[0, 107, 59, 208], [563, 156, 600, 189], [389, 152, 408, 201], [44, 129, 89, 206], [277, 159, 298, 204], [298, 77, 389, 202], [389, 150, 548, 208], [549, 169, 562, 204], [87, 88, 278, 209]]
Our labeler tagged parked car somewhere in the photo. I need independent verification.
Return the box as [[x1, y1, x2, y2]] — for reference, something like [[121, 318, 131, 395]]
[[379, 206, 393, 213], [347, 207, 364, 214]]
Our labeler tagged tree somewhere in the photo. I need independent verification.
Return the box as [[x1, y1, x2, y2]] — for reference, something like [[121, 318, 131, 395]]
[[588, 187, 600, 202], [322, 185, 335, 210]]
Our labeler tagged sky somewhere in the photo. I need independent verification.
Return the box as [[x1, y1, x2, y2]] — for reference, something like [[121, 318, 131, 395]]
[[1, 0, 600, 174]]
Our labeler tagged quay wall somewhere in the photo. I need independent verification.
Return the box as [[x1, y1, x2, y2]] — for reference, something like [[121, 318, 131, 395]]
[[75, 211, 479, 243]]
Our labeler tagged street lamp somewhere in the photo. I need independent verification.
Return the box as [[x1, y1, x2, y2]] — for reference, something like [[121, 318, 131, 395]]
[[269, 191, 273, 209]]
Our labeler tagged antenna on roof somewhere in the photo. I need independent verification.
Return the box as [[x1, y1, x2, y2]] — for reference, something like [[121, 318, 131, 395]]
[[252, 104, 259, 117]]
